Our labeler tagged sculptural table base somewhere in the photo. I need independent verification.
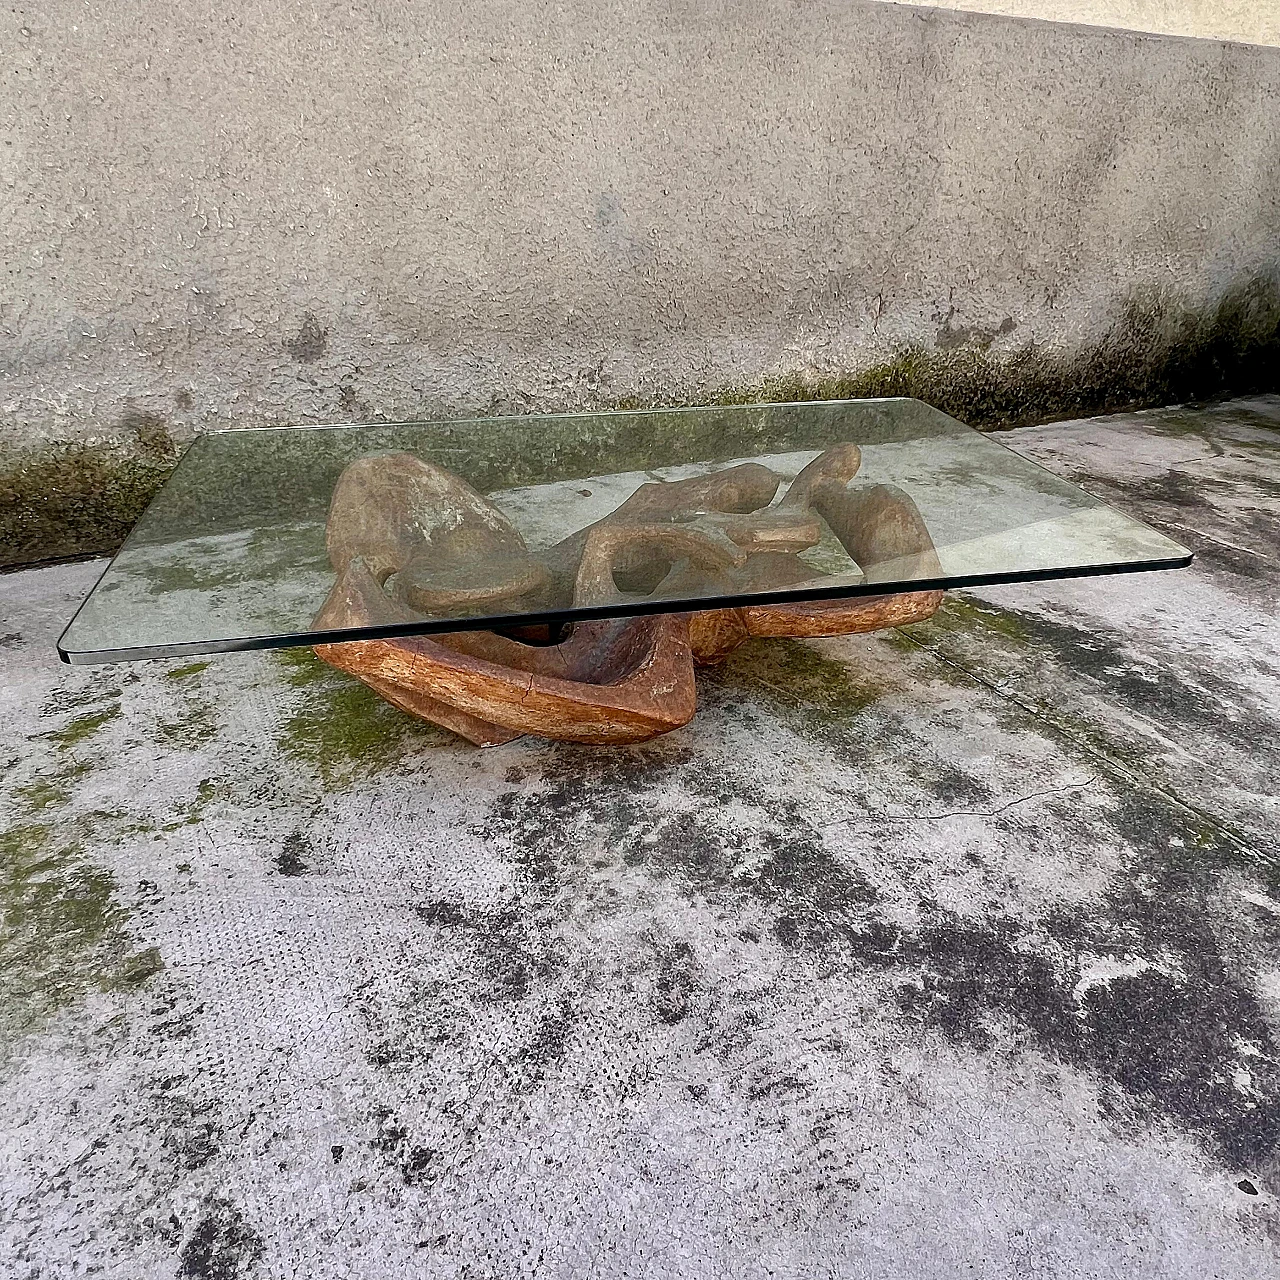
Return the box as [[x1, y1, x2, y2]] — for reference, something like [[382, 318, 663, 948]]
[[313, 590, 942, 747]]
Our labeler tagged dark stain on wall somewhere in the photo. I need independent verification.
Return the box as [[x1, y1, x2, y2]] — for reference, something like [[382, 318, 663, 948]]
[[119, 408, 180, 463], [935, 310, 1017, 351], [285, 313, 328, 363]]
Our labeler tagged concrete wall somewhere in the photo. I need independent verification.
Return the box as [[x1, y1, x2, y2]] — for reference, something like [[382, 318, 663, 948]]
[[884, 1, 1280, 47], [2, 0, 1279, 565]]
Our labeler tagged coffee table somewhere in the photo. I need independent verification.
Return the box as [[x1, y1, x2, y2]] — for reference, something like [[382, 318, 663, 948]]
[[59, 398, 1191, 745]]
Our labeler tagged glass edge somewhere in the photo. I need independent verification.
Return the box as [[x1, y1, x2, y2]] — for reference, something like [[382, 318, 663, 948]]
[[192, 396, 929, 437], [55, 553, 129, 665], [57, 550, 1194, 667], [53, 434, 209, 661]]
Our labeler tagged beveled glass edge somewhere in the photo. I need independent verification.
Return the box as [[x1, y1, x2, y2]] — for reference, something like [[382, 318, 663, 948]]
[[58, 552, 1193, 666]]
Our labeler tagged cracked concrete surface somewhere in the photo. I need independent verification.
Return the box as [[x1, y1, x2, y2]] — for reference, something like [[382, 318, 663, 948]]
[[1, 398, 1278, 1277]]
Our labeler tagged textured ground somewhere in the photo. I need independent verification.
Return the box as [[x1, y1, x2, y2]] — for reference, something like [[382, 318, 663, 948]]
[[1, 398, 1278, 1279]]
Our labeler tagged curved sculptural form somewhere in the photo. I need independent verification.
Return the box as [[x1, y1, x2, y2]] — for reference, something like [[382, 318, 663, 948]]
[[311, 446, 943, 745]]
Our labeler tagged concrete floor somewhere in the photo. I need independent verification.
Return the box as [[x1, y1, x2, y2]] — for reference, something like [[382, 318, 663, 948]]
[[1, 398, 1278, 1279]]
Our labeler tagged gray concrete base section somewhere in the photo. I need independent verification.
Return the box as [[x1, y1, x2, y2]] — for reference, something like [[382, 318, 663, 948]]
[[3, 1, 1280, 448], [1, 398, 1278, 1276]]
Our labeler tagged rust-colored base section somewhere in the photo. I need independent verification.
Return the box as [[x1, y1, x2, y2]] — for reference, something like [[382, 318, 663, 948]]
[[310, 442, 944, 745], [314, 590, 941, 747]]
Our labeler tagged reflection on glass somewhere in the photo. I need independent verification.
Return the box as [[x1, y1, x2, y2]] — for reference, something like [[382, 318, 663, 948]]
[[314, 443, 942, 636], [58, 399, 1191, 663]]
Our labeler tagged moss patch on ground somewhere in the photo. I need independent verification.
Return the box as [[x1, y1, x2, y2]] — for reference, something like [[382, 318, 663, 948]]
[[700, 636, 889, 751], [46, 704, 122, 750], [0, 822, 164, 1050], [274, 647, 454, 786], [902, 595, 1031, 647], [12, 761, 94, 813], [165, 661, 211, 681]]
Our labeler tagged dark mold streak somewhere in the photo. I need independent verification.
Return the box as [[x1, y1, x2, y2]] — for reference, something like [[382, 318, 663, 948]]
[[462, 706, 1280, 1182]]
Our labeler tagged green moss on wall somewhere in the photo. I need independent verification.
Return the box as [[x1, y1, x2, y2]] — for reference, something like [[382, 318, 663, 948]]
[[0, 411, 179, 570], [2, 275, 1277, 571], [663, 275, 1280, 428]]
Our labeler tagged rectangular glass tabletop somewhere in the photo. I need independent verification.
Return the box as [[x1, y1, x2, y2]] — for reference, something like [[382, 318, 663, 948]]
[[58, 398, 1191, 664]]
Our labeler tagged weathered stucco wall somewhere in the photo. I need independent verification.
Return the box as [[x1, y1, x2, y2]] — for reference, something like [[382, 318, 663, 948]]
[[2, 0, 1279, 566], [886, 0, 1280, 47]]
